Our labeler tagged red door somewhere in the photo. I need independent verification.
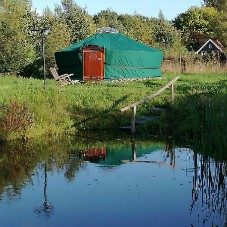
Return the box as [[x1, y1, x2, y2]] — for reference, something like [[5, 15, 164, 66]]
[[83, 46, 104, 80]]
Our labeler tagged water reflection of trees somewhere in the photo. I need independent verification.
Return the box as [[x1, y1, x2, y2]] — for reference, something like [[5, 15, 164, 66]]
[[0, 138, 84, 199], [64, 151, 86, 181], [0, 141, 35, 199], [190, 153, 227, 226]]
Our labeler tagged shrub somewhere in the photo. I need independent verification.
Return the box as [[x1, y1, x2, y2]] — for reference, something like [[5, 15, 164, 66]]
[[0, 101, 33, 139]]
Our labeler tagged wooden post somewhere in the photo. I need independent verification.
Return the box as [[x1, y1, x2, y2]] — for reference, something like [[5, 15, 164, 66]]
[[170, 83, 175, 102], [131, 105, 137, 134], [131, 139, 136, 161], [179, 53, 182, 73]]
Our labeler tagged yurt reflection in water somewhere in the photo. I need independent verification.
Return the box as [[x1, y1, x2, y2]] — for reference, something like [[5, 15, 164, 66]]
[[81, 140, 175, 168]]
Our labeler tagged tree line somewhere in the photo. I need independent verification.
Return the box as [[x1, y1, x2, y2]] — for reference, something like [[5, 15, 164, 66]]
[[0, 0, 226, 75]]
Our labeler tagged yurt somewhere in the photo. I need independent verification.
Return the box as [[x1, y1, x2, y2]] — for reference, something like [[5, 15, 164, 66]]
[[55, 28, 163, 80]]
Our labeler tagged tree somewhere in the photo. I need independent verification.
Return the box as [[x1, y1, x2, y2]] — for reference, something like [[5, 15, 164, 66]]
[[203, 0, 227, 11], [20, 8, 72, 77], [45, 22, 71, 65], [119, 14, 154, 45], [153, 19, 186, 57], [0, 0, 36, 73], [42, 10, 71, 65], [173, 6, 219, 50], [93, 9, 124, 31], [158, 10, 165, 21], [55, 0, 95, 43], [205, 0, 227, 46], [214, 11, 227, 46]]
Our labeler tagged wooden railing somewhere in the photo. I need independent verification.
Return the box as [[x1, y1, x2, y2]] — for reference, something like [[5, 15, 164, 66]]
[[120, 76, 180, 133]]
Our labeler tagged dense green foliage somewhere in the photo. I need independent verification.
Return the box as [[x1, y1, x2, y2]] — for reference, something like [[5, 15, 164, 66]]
[[171, 91, 227, 159], [43, 10, 71, 65], [0, 76, 74, 139], [0, 0, 35, 73], [212, 2, 227, 47], [169, 76, 226, 159], [55, 0, 96, 43]]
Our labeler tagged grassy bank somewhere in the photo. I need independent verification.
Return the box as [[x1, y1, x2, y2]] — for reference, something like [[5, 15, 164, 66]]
[[0, 73, 226, 146], [173, 92, 227, 160], [0, 73, 173, 139]]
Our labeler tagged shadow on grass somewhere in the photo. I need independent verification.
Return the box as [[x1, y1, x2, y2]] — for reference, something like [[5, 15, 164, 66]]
[[71, 95, 130, 131], [19, 58, 52, 79]]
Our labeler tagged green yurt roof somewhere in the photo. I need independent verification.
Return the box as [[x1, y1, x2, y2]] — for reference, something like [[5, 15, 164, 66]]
[[57, 32, 161, 53]]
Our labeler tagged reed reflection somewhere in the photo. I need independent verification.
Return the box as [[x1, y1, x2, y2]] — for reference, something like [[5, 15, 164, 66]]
[[190, 153, 227, 226]]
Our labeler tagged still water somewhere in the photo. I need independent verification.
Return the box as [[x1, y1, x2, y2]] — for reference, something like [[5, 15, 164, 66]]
[[0, 137, 226, 227]]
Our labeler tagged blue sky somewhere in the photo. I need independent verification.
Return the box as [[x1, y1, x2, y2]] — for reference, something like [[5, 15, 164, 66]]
[[32, 0, 202, 20]]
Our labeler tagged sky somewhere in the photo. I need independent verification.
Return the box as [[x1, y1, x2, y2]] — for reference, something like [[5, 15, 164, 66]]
[[32, 0, 202, 20]]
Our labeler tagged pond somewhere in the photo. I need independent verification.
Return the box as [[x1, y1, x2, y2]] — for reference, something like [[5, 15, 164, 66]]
[[0, 136, 226, 227]]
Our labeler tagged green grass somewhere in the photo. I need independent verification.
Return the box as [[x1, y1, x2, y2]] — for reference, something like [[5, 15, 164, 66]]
[[0, 72, 226, 143]]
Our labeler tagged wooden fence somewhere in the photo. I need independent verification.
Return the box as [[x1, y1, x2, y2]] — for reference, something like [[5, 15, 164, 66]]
[[120, 76, 180, 133]]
